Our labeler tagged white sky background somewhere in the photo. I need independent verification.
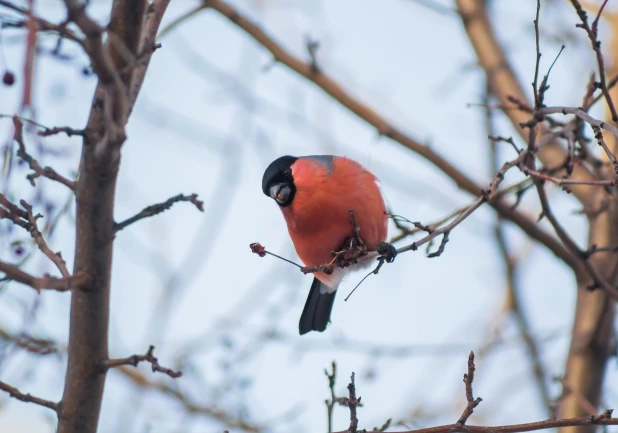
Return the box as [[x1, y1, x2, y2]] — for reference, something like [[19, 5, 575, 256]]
[[0, 0, 617, 432]]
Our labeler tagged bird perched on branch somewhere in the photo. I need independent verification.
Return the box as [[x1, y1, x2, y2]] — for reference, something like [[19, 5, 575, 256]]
[[262, 155, 393, 335]]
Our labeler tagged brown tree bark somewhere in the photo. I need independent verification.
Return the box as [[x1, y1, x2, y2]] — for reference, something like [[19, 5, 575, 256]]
[[56, 1, 168, 431]]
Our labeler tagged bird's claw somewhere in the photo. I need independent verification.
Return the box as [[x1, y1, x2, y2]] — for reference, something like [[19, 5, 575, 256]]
[[376, 242, 397, 263]]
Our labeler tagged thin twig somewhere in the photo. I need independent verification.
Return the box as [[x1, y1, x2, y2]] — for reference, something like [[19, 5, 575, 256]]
[[522, 166, 615, 187], [346, 372, 360, 433], [0, 114, 84, 137], [457, 351, 482, 425], [101, 345, 182, 378], [396, 152, 526, 255], [114, 193, 204, 232], [541, 106, 618, 137], [325, 361, 337, 433], [0, 380, 58, 411], [21, 200, 71, 278], [37, 125, 85, 137], [570, 0, 618, 122], [592, 126, 618, 176], [388, 205, 469, 243], [532, 0, 542, 108], [12, 116, 76, 190], [0, 194, 71, 279], [427, 232, 450, 258], [249, 242, 303, 268]]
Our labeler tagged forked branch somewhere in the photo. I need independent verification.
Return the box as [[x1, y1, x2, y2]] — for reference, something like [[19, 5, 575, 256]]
[[101, 345, 182, 379]]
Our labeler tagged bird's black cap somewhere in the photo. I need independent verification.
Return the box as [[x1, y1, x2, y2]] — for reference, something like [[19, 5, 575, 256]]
[[262, 155, 298, 196]]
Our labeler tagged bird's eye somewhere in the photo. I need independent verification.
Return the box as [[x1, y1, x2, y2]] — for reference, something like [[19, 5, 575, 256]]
[[284, 168, 292, 177]]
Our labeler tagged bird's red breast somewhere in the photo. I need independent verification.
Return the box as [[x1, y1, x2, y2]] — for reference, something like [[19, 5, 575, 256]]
[[280, 156, 388, 287]]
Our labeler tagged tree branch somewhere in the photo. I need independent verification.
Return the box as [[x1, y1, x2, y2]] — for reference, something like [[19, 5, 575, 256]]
[[0, 379, 58, 412], [345, 373, 360, 433], [324, 361, 339, 433], [12, 116, 76, 191], [101, 345, 182, 378], [0, 261, 86, 292], [332, 413, 618, 433], [456, 351, 482, 425], [114, 193, 204, 232], [569, 0, 617, 122], [0, 194, 71, 279]]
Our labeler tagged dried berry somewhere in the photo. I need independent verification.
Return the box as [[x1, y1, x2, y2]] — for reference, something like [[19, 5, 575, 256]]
[[3, 71, 15, 86]]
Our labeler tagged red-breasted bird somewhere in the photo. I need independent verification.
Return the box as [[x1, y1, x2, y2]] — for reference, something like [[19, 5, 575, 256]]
[[262, 155, 394, 335]]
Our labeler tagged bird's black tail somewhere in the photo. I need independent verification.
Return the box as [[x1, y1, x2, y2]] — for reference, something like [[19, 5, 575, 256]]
[[299, 277, 337, 335]]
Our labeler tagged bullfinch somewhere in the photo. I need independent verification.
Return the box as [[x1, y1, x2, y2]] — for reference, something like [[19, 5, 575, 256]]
[[262, 155, 390, 335]]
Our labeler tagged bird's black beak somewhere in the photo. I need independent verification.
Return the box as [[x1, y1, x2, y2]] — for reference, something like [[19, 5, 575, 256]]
[[270, 183, 292, 205]]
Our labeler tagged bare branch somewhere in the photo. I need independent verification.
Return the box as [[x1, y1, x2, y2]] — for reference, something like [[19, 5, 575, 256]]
[[0, 261, 86, 292], [250, 242, 303, 268], [0, 194, 71, 279], [101, 345, 182, 378], [0, 114, 84, 137], [0, 380, 58, 412], [37, 126, 86, 137], [21, 201, 71, 278], [541, 106, 618, 140], [331, 414, 618, 433], [397, 152, 525, 255], [569, 0, 617, 122], [426, 232, 450, 258], [114, 193, 204, 232], [325, 361, 337, 433], [12, 116, 76, 191], [345, 373, 360, 433], [521, 167, 615, 188], [591, 126, 618, 176], [388, 206, 468, 244], [457, 351, 482, 425]]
